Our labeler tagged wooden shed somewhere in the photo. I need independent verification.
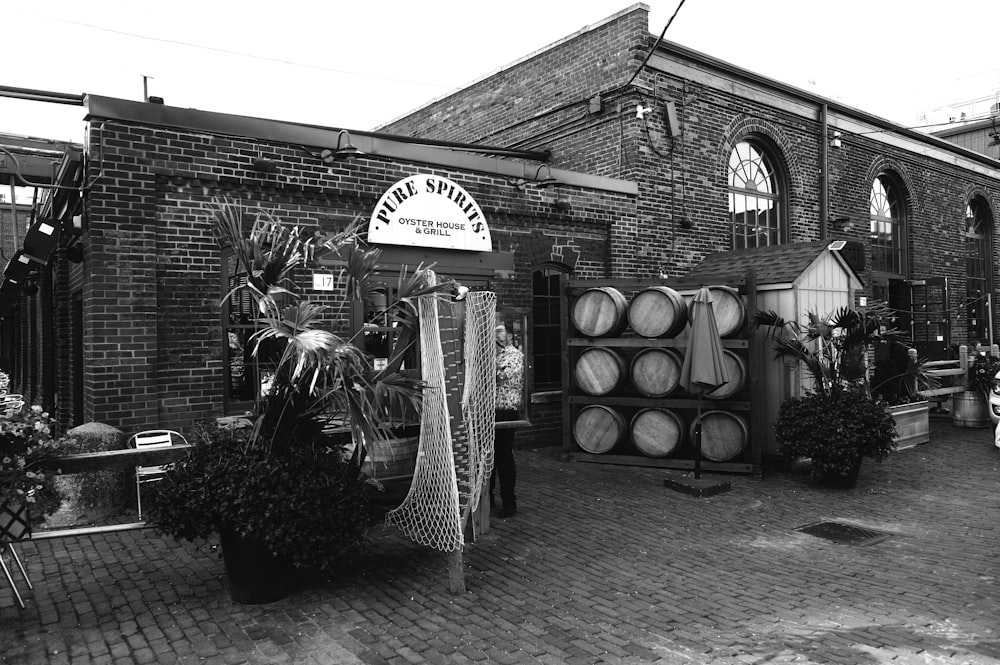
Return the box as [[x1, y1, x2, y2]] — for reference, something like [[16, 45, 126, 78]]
[[683, 241, 863, 457]]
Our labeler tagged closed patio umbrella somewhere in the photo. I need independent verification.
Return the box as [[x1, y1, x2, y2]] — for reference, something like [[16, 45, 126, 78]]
[[680, 287, 731, 479]]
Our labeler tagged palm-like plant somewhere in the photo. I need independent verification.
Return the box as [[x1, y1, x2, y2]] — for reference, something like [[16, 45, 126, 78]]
[[753, 303, 907, 397], [212, 200, 454, 469]]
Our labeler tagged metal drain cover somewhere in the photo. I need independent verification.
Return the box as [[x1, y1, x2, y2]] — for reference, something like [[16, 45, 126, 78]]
[[794, 521, 891, 545]]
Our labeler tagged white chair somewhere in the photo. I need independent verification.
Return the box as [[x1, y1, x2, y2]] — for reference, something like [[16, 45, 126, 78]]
[[127, 430, 188, 520], [0, 394, 24, 417]]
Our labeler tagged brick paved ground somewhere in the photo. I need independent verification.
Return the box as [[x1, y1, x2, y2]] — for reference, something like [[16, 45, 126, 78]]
[[2, 420, 999, 664]]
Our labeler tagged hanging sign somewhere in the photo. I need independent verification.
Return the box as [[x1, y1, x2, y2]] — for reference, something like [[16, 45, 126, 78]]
[[368, 174, 491, 251]]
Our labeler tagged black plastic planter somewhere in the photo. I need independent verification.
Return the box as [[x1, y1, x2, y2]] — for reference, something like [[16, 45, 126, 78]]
[[219, 529, 293, 604]]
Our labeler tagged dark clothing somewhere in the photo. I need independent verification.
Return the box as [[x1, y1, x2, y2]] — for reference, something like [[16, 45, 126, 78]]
[[491, 409, 519, 508]]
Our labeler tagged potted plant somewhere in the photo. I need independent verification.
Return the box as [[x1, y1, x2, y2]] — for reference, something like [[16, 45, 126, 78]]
[[870, 342, 937, 449], [754, 305, 903, 486], [145, 201, 454, 603], [773, 386, 897, 487], [954, 347, 1000, 428], [1, 404, 77, 540]]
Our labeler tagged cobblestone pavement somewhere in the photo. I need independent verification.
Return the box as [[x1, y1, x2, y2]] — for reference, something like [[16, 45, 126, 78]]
[[2, 420, 999, 664]]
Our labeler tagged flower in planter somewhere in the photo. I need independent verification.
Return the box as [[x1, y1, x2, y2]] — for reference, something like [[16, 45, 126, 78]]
[[1, 405, 77, 523], [967, 351, 1000, 399]]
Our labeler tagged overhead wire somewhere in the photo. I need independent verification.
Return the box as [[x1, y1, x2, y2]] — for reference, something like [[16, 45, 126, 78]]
[[35, 15, 458, 92]]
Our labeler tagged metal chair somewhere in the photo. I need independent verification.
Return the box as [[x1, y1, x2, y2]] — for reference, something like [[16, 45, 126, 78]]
[[127, 430, 187, 520], [0, 501, 33, 609], [0, 394, 24, 418]]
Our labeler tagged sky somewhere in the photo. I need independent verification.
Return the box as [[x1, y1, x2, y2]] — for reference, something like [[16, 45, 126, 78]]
[[3, 0, 999, 145]]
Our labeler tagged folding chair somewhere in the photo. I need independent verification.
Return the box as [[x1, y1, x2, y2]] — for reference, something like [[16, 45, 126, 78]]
[[127, 430, 188, 520], [0, 501, 33, 609], [0, 394, 24, 418]]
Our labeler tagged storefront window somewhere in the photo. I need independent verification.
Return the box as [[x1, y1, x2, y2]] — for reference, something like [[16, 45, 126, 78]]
[[496, 308, 529, 424], [531, 266, 567, 390], [221, 251, 283, 413]]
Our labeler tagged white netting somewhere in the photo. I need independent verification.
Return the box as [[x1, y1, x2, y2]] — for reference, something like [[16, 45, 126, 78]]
[[460, 291, 497, 527], [384, 288, 496, 552]]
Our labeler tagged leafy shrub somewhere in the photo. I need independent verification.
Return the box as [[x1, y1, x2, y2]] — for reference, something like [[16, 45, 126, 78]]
[[774, 387, 897, 479], [145, 421, 375, 571]]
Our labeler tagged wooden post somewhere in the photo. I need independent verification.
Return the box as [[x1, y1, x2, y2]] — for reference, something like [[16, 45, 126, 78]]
[[438, 298, 467, 595]]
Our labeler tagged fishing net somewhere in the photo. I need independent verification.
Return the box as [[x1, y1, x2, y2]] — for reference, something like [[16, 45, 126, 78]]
[[385, 289, 496, 552]]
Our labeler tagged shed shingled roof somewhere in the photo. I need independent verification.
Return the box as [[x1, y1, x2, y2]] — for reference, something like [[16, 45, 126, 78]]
[[682, 241, 839, 285]]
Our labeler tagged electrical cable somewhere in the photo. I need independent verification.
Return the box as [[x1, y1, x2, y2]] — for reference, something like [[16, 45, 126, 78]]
[[618, 0, 687, 92]]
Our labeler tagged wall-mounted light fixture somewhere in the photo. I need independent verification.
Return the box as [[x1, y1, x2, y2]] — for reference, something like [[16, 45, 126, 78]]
[[829, 215, 852, 231], [66, 239, 85, 264], [830, 131, 843, 148], [252, 157, 278, 174], [513, 164, 560, 191], [23, 218, 60, 261], [320, 130, 365, 164]]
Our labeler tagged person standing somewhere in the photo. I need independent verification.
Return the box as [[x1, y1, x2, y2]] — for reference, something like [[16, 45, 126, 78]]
[[492, 322, 523, 518]]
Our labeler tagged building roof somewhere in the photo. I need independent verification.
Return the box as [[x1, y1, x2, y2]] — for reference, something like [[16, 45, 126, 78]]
[[683, 241, 856, 286]]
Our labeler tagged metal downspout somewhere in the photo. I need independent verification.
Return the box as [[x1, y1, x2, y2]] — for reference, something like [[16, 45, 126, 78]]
[[820, 103, 829, 241]]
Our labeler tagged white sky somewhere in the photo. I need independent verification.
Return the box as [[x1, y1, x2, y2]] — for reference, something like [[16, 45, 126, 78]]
[[3, 0, 999, 144]]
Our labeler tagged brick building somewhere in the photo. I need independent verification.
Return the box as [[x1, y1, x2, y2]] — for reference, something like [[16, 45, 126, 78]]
[[2, 4, 999, 452], [383, 4, 1000, 360], [0, 96, 634, 445]]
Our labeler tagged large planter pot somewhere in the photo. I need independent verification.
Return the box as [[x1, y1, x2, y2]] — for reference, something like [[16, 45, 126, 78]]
[[887, 401, 930, 450], [219, 529, 294, 605], [952, 391, 992, 428], [817, 457, 863, 489]]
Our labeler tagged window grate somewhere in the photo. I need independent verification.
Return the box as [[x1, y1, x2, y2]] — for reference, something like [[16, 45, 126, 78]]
[[794, 521, 891, 546]]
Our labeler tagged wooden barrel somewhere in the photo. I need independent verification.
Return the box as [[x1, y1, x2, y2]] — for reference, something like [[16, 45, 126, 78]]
[[574, 405, 626, 454], [951, 392, 992, 428], [630, 347, 683, 397], [628, 286, 688, 338], [574, 348, 628, 395], [362, 435, 419, 480], [689, 410, 748, 461], [571, 287, 628, 337], [706, 350, 747, 400], [631, 408, 684, 457], [685, 286, 745, 338]]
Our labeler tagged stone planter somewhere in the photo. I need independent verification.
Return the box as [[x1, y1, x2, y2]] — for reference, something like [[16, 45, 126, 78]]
[[887, 400, 930, 450]]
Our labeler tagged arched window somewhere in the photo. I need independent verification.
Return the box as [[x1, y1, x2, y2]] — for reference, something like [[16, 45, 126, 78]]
[[531, 264, 570, 390], [869, 174, 906, 278], [965, 197, 993, 344], [728, 140, 784, 249]]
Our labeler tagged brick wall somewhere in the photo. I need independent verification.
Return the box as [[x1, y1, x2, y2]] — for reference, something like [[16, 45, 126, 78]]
[[34, 116, 635, 445], [377, 5, 1000, 452], [382, 5, 1000, 346]]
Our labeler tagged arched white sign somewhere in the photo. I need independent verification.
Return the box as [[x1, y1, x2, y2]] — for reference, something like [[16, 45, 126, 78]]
[[368, 175, 491, 251]]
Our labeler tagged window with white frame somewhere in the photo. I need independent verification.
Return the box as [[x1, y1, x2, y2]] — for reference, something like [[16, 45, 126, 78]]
[[728, 140, 784, 249]]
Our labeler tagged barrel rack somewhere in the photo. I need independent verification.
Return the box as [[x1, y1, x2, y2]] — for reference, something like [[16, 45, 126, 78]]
[[560, 270, 765, 477]]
